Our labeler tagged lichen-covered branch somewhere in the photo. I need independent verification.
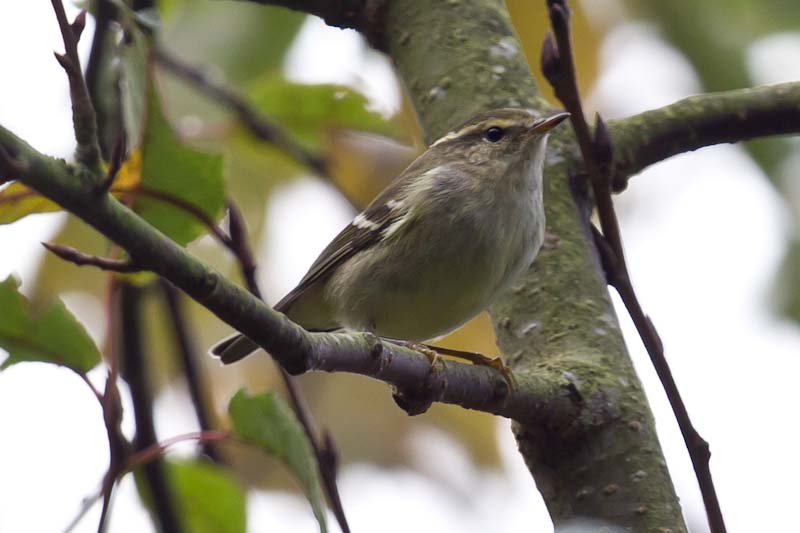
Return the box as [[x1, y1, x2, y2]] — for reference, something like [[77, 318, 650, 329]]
[[379, 0, 684, 529], [609, 81, 800, 190], [0, 124, 576, 425]]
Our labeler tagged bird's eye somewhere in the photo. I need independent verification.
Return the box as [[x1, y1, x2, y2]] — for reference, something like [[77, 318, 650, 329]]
[[484, 126, 505, 143]]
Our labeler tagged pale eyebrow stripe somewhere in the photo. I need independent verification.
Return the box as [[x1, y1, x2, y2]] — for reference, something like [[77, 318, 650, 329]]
[[430, 118, 522, 147]]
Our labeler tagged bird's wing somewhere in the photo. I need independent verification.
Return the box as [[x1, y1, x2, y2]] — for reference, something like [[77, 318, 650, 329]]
[[273, 163, 425, 313]]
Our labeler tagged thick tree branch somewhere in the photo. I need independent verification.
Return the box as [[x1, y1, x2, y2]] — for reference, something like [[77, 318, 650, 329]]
[[378, 0, 684, 529], [609, 81, 800, 191], [543, 2, 725, 531], [242, 0, 388, 49], [0, 123, 576, 424]]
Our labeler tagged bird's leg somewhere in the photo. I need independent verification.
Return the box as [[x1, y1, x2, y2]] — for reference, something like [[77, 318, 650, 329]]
[[423, 344, 517, 391], [382, 338, 516, 391], [383, 338, 443, 372]]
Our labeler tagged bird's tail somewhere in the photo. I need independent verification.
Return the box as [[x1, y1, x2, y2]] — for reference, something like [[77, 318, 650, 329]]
[[210, 333, 260, 365]]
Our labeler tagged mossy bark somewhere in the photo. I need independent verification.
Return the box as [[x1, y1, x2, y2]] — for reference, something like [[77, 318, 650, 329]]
[[384, 1, 685, 530]]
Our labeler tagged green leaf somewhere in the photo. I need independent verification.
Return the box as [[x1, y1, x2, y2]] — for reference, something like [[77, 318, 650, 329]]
[[0, 276, 100, 373], [169, 460, 247, 533], [229, 389, 328, 533], [133, 81, 225, 246], [119, 28, 150, 149], [246, 77, 398, 148], [162, 3, 304, 84]]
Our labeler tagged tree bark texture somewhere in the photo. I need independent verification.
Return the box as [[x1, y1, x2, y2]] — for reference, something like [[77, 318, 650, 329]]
[[382, 1, 684, 530]]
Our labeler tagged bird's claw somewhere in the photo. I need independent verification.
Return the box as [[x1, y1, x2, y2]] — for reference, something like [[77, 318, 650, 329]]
[[410, 343, 444, 373]]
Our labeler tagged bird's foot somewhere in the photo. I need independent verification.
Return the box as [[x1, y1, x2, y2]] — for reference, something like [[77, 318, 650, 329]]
[[426, 345, 516, 392], [383, 338, 515, 392], [408, 342, 444, 373]]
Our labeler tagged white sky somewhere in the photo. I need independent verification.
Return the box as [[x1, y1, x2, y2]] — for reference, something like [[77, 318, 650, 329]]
[[1, 4, 800, 533]]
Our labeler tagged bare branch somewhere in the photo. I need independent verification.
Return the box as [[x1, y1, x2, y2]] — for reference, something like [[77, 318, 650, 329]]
[[50, 1, 102, 171], [118, 283, 183, 533], [162, 283, 224, 463], [41, 242, 140, 273], [125, 430, 230, 472], [543, 2, 726, 532], [152, 47, 328, 175], [609, 81, 800, 191], [113, 185, 233, 249], [226, 202, 262, 298], [98, 133, 127, 194]]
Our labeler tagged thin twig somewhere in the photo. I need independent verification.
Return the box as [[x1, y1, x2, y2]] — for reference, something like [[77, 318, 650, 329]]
[[126, 430, 231, 472], [64, 483, 103, 533], [96, 276, 129, 533], [42, 242, 141, 272], [119, 283, 183, 533], [98, 133, 127, 194], [50, 1, 102, 171], [96, 469, 116, 533], [226, 200, 351, 533], [152, 46, 328, 175], [226, 200, 261, 297], [542, 2, 726, 532], [162, 282, 223, 462], [85, 0, 120, 159], [112, 185, 234, 249]]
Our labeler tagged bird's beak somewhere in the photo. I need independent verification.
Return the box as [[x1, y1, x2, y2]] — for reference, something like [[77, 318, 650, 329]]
[[528, 111, 571, 134]]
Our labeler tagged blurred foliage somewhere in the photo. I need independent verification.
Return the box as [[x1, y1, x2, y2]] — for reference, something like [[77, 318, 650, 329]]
[[229, 389, 327, 532], [626, 0, 798, 179], [246, 78, 399, 147], [0, 182, 63, 224], [162, 1, 303, 85], [627, 0, 800, 91], [622, 0, 800, 324], [0, 276, 100, 373], [507, 0, 601, 105], [134, 458, 247, 533], [119, 27, 150, 151], [133, 81, 225, 246], [326, 130, 418, 204], [7, 0, 800, 527], [167, 460, 247, 533]]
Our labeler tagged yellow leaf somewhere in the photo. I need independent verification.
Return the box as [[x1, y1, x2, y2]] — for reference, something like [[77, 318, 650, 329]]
[[111, 150, 142, 192], [0, 151, 143, 226], [0, 182, 61, 224], [507, 1, 602, 106]]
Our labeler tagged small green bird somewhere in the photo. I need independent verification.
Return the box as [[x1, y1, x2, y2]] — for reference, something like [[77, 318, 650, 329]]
[[212, 108, 569, 366]]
